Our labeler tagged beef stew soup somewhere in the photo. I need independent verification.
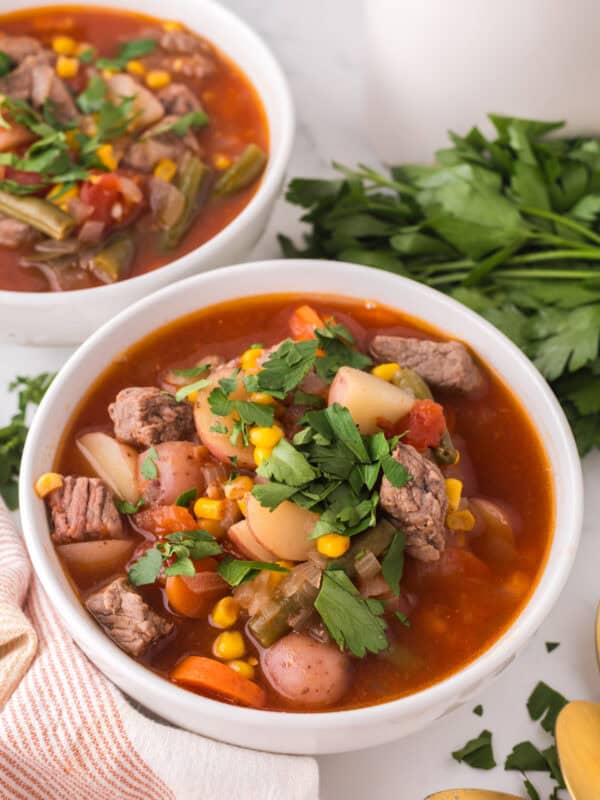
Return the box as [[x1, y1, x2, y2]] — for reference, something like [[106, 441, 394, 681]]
[[37, 295, 554, 712], [0, 5, 268, 292]]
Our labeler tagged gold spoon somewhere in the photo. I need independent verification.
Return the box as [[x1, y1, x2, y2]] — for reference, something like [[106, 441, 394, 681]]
[[426, 792, 522, 800], [554, 602, 600, 799]]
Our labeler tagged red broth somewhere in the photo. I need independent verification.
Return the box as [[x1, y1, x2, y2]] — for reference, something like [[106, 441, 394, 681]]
[[53, 294, 554, 711], [0, 6, 269, 292]]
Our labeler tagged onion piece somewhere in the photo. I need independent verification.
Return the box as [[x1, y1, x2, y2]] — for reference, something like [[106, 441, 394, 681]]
[[78, 220, 105, 244], [354, 550, 381, 580]]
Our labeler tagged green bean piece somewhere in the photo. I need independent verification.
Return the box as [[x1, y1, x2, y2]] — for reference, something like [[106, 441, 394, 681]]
[[0, 190, 75, 240], [249, 520, 397, 648], [88, 233, 135, 284], [162, 154, 209, 250], [391, 366, 457, 465], [213, 144, 267, 197]]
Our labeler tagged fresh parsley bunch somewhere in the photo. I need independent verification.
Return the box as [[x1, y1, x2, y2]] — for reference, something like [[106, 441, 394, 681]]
[[280, 114, 600, 454]]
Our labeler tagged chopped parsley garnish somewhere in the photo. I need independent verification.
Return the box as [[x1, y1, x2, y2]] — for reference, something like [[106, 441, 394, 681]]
[[252, 403, 409, 538], [208, 370, 275, 445], [473, 704, 484, 717], [151, 110, 209, 138], [314, 569, 388, 657], [380, 531, 406, 596], [115, 498, 144, 514], [0, 51, 14, 77], [140, 446, 159, 480], [77, 76, 108, 114], [128, 529, 222, 585], [504, 741, 548, 772], [175, 488, 198, 507], [523, 778, 542, 800], [216, 556, 290, 587], [292, 390, 326, 408], [96, 37, 157, 71], [174, 377, 211, 402], [394, 611, 411, 627], [545, 641, 560, 653], [452, 730, 496, 770], [527, 681, 568, 733], [171, 364, 210, 378], [0, 372, 55, 509]]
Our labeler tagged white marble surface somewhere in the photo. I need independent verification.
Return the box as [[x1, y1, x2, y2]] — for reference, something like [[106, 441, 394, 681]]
[[1, 1, 599, 797]]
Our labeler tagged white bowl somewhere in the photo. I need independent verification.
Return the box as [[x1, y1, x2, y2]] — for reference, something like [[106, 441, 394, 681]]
[[0, 0, 294, 346], [20, 260, 583, 755]]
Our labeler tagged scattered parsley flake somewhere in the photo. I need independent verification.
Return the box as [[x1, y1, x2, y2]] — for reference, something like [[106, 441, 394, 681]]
[[451, 730, 496, 770], [527, 681, 568, 733], [545, 641, 560, 653], [381, 530, 406, 596], [175, 488, 197, 507], [115, 497, 144, 514], [175, 378, 211, 402], [472, 704, 484, 717], [140, 446, 159, 480], [217, 556, 290, 587], [171, 364, 210, 378]]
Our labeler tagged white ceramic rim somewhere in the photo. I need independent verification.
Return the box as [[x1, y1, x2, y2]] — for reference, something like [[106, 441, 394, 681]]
[[20, 260, 583, 732], [0, 0, 294, 306]]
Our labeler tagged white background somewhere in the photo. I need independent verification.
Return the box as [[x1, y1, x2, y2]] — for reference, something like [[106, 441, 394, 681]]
[[1, 1, 599, 797]]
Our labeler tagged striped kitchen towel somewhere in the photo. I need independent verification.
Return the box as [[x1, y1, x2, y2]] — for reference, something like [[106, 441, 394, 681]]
[[0, 498, 319, 800]]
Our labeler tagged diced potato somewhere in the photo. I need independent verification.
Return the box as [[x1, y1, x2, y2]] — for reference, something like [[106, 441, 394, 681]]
[[77, 432, 140, 504], [193, 368, 255, 468], [246, 494, 318, 562], [228, 519, 276, 561], [58, 539, 134, 581], [328, 366, 415, 434]]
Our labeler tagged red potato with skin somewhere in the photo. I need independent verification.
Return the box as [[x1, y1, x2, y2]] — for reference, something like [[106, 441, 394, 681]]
[[227, 519, 276, 561], [137, 441, 209, 505], [193, 366, 255, 469], [262, 633, 352, 708], [246, 494, 319, 562], [328, 366, 414, 434]]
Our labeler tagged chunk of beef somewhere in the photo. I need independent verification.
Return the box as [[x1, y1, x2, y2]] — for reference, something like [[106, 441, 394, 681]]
[[0, 214, 39, 248], [159, 28, 209, 54], [379, 443, 448, 562], [0, 54, 78, 122], [86, 577, 173, 656], [109, 386, 195, 448], [123, 139, 179, 172], [48, 476, 123, 544], [0, 34, 43, 63], [370, 335, 481, 393], [157, 82, 202, 115]]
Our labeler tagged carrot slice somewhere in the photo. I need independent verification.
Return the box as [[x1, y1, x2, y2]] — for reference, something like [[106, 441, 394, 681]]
[[171, 656, 266, 708], [289, 304, 325, 341], [133, 505, 197, 535], [166, 560, 228, 619]]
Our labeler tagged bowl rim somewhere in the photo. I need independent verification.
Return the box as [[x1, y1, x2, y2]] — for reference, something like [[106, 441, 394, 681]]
[[19, 259, 583, 730], [0, 0, 295, 305]]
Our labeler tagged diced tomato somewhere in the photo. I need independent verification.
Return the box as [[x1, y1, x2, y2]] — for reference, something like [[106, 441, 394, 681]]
[[403, 399, 447, 450], [80, 174, 121, 223]]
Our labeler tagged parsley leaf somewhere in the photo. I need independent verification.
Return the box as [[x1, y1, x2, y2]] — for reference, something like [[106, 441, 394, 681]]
[[128, 529, 222, 586], [381, 531, 406, 596], [0, 373, 54, 509], [115, 498, 144, 514], [175, 378, 211, 402], [0, 51, 14, 77], [256, 438, 317, 488], [292, 390, 326, 408], [128, 547, 162, 586], [545, 641, 560, 653], [252, 339, 319, 397], [527, 681, 568, 733], [251, 482, 298, 508], [151, 110, 209, 138], [171, 364, 210, 378], [140, 446, 159, 480], [523, 779, 541, 800], [96, 37, 156, 70], [175, 488, 198, 507], [451, 730, 496, 770], [217, 556, 290, 587], [314, 569, 388, 657], [77, 76, 108, 114], [473, 704, 484, 716], [505, 741, 548, 772]]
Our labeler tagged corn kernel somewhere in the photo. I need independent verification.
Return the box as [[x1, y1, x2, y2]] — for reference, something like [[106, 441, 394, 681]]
[[34, 472, 63, 498], [253, 447, 272, 467], [96, 143, 119, 171], [163, 19, 183, 31], [249, 425, 283, 449], [247, 656, 258, 666], [445, 478, 463, 512], [56, 55, 79, 79], [240, 347, 263, 372], [47, 183, 79, 210], [237, 497, 248, 517], [248, 392, 276, 406], [228, 659, 255, 680], [196, 517, 224, 539], [213, 153, 232, 170], [153, 158, 177, 183], [224, 475, 254, 500], [52, 35, 76, 55], [371, 362, 400, 382], [186, 389, 199, 404], [145, 70, 171, 90], [213, 630, 245, 660], [194, 497, 227, 521], [211, 597, 240, 629], [446, 509, 476, 532], [268, 560, 293, 589], [126, 59, 146, 76], [102, 69, 116, 80], [317, 533, 351, 558]]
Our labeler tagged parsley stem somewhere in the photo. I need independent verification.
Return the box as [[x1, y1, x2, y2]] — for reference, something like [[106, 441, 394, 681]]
[[497, 268, 600, 280], [333, 161, 417, 196], [506, 248, 600, 265], [521, 206, 600, 246]]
